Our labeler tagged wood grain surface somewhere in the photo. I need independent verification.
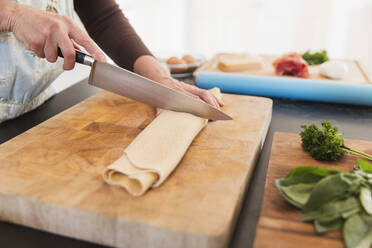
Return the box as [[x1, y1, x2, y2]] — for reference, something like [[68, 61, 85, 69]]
[[194, 53, 371, 84], [0, 91, 272, 248], [254, 132, 372, 248]]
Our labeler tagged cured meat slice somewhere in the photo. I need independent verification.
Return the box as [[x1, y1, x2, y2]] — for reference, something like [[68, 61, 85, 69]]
[[273, 53, 309, 78]]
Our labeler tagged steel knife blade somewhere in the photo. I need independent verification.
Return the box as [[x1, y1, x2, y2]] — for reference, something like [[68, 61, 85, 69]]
[[58, 48, 232, 121], [88, 61, 232, 121]]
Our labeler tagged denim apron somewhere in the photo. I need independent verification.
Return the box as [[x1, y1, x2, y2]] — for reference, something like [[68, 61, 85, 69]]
[[0, 0, 74, 123]]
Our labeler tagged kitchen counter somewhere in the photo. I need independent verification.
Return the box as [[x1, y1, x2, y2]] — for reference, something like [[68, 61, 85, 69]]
[[1, 78, 372, 248]]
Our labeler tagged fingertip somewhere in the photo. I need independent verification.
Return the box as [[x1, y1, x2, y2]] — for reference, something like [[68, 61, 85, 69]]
[[63, 62, 75, 71], [95, 53, 107, 63], [100, 56, 107, 63], [47, 57, 57, 63], [209, 98, 220, 110], [208, 95, 220, 110], [215, 97, 224, 107]]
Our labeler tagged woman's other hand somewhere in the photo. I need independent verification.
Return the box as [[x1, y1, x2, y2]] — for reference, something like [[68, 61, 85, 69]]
[[134, 55, 224, 115]]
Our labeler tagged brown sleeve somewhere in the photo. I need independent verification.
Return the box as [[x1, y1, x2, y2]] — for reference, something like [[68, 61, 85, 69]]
[[74, 0, 152, 71]]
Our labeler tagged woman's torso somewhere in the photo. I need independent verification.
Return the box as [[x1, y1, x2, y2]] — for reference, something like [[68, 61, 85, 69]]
[[0, 0, 74, 123]]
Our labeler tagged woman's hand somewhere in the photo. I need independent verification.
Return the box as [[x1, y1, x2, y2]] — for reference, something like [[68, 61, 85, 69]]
[[0, 1, 106, 70], [133, 55, 224, 114], [155, 76, 224, 109]]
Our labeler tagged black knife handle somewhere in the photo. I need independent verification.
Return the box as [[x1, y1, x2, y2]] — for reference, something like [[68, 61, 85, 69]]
[[57, 48, 94, 66]]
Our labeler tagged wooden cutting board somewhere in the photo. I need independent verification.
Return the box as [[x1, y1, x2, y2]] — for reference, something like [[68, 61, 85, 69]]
[[194, 53, 371, 84], [254, 132, 372, 248], [0, 91, 272, 248]]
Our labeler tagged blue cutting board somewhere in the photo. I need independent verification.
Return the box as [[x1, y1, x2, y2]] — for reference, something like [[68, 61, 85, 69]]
[[195, 53, 372, 106]]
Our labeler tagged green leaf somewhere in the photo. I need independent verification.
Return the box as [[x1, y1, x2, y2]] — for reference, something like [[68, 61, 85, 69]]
[[285, 166, 342, 179], [276, 182, 315, 208], [276, 163, 372, 248], [314, 217, 343, 234], [360, 187, 372, 215], [303, 197, 360, 221], [275, 166, 341, 208], [358, 159, 372, 173], [302, 173, 358, 212], [342, 207, 360, 219], [280, 166, 341, 186], [344, 213, 372, 248]]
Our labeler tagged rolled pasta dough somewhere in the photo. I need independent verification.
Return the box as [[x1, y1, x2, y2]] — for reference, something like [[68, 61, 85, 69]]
[[103, 88, 222, 196]]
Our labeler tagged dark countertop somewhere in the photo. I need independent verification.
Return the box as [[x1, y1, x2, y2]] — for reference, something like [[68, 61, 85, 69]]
[[1, 79, 372, 248]]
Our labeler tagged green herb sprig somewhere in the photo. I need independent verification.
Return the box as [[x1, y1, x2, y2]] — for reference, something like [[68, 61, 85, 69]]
[[300, 121, 372, 161], [301, 50, 329, 65], [276, 159, 372, 248]]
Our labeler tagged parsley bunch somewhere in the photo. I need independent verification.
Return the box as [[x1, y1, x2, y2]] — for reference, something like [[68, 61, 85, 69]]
[[301, 50, 329, 65], [300, 121, 372, 161]]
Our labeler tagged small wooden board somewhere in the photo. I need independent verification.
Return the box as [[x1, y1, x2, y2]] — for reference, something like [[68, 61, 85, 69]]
[[0, 91, 272, 248], [254, 132, 372, 248], [194, 53, 371, 84]]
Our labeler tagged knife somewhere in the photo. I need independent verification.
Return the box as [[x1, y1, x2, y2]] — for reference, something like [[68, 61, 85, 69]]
[[57, 49, 232, 121]]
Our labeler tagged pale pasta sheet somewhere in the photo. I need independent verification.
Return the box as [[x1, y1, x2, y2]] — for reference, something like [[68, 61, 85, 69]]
[[103, 88, 222, 196]]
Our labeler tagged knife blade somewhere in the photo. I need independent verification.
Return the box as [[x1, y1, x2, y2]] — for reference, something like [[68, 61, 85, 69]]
[[58, 49, 232, 120]]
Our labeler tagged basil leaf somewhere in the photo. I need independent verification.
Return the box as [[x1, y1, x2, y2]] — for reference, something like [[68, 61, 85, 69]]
[[302, 173, 359, 212], [360, 187, 372, 215], [314, 218, 343, 234], [276, 182, 315, 208], [342, 208, 361, 219], [280, 166, 341, 186], [358, 159, 372, 174], [276, 164, 371, 248], [303, 197, 360, 221], [344, 213, 372, 248]]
